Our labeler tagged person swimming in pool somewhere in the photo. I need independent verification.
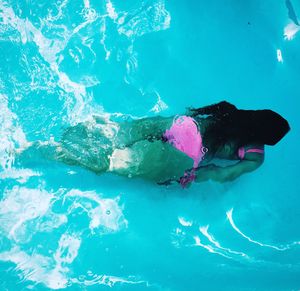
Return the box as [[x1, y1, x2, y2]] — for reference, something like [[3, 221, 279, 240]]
[[35, 101, 290, 187]]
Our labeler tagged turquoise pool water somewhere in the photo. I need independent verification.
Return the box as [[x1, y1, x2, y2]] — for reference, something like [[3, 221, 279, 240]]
[[0, 0, 300, 290]]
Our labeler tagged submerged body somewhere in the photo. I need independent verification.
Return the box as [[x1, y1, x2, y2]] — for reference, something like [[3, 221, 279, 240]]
[[56, 115, 194, 183], [54, 113, 264, 186], [24, 101, 288, 187]]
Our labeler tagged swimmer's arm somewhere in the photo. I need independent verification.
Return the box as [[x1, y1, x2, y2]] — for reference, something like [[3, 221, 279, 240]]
[[195, 154, 264, 183]]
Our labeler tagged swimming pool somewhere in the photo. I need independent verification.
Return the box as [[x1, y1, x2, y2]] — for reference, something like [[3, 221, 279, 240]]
[[0, 0, 300, 290]]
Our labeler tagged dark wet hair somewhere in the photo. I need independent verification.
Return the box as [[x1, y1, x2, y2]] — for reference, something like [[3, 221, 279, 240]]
[[189, 101, 290, 153]]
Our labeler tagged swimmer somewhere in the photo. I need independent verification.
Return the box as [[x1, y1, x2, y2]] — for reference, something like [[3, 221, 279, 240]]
[[28, 101, 290, 187]]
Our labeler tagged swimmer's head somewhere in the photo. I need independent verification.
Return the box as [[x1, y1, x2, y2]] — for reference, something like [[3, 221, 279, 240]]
[[225, 109, 290, 146], [245, 109, 290, 145], [192, 101, 290, 150]]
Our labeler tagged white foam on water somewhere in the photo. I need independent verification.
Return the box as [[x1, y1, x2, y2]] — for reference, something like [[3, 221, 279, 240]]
[[117, 0, 171, 39], [102, 0, 170, 113], [170, 226, 187, 248], [284, 22, 300, 40], [0, 232, 81, 290], [106, 0, 119, 21], [0, 185, 128, 289], [193, 236, 231, 259], [199, 225, 250, 259], [0, 2, 99, 124], [74, 6, 99, 34], [21, 54, 58, 94], [0, 240, 145, 290], [226, 208, 300, 251], [78, 75, 100, 88], [63, 189, 128, 232], [83, 0, 90, 9], [0, 94, 28, 170], [125, 53, 139, 81], [0, 168, 41, 183], [0, 185, 127, 240], [1, 0, 171, 121], [71, 272, 149, 288], [44, 0, 69, 23], [54, 233, 81, 264], [178, 216, 193, 227], [104, 0, 171, 38], [99, 17, 112, 60], [0, 186, 66, 243], [276, 49, 283, 63], [150, 91, 168, 113], [0, 247, 66, 289], [173, 220, 298, 266], [172, 222, 232, 259]]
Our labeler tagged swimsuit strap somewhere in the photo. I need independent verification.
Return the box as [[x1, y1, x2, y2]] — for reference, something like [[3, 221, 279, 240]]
[[238, 147, 264, 160]]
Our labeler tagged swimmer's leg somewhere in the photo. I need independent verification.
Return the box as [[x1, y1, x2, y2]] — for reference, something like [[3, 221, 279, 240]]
[[15, 140, 62, 168], [56, 122, 113, 173], [17, 122, 112, 174], [16, 140, 58, 159], [55, 143, 111, 173], [17, 139, 111, 174]]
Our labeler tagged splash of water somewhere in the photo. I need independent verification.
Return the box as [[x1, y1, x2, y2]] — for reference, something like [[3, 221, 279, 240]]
[[0, 94, 28, 170], [0, 185, 128, 289]]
